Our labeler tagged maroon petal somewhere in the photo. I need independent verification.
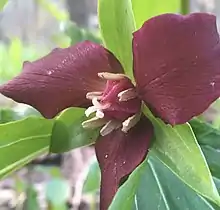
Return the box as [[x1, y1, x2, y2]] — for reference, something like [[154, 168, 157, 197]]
[[133, 13, 220, 125], [95, 117, 154, 210], [0, 41, 123, 118]]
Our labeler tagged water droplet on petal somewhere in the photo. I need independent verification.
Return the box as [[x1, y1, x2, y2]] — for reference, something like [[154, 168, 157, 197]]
[[47, 71, 52, 75]]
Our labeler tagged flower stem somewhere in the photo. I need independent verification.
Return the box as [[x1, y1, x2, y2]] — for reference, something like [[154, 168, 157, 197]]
[[181, 0, 190, 15]]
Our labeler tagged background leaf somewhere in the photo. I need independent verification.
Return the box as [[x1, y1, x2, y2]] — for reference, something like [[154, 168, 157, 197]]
[[50, 108, 100, 153], [0, 0, 7, 11], [190, 119, 220, 203], [98, 0, 135, 79], [46, 178, 70, 210], [37, 0, 69, 21], [143, 107, 220, 206], [83, 157, 101, 194], [0, 117, 53, 178], [131, 0, 180, 29], [202, 145, 220, 180], [110, 153, 219, 210], [190, 119, 220, 149], [23, 185, 40, 210]]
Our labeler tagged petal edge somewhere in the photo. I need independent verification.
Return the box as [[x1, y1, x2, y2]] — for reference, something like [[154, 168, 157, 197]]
[[133, 13, 220, 125], [0, 41, 123, 118]]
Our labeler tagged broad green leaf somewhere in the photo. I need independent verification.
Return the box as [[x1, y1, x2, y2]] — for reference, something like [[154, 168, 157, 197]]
[[46, 178, 70, 210], [136, 155, 219, 210], [110, 153, 218, 210], [50, 108, 99, 153], [143, 107, 220, 206], [132, 0, 180, 29], [83, 157, 101, 194], [0, 0, 7, 10], [0, 117, 53, 178], [98, 0, 135, 79], [190, 119, 220, 149]]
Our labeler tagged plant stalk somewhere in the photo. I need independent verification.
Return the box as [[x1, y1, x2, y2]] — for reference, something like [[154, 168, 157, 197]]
[[181, 0, 190, 15]]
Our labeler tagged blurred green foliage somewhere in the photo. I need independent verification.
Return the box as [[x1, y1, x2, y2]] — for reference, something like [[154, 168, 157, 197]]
[[0, 0, 7, 11], [0, 38, 48, 83], [37, 0, 69, 21]]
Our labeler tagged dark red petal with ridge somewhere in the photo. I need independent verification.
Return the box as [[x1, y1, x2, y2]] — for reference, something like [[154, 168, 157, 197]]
[[95, 117, 154, 210], [0, 41, 123, 118], [133, 13, 220, 125]]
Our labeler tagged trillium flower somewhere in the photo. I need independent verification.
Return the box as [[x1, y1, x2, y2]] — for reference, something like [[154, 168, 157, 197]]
[[1, 13, 220, 209]]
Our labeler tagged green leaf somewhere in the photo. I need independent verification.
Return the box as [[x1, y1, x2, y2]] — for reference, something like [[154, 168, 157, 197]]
[[143, 107, 220, 206], [190, 119, 220, 179], [46, 178, 70, 209], [83, 157, 101, 194], [110, 153, 218, 210], [0, 107, 41, 124], [23, 185, 40, 210], [109, 155, 146, 210], [50, 108, 99, 153], [0, 108, 19, 123], [0, 117, 53, 178], [9, 38, 23, 69], [136, 155, 219, 210], [65, 22, 102, 45], [65, 22, 85, 45], [0, 0, 7, 10], [98, 0, 135, 79], [202, 145, 220, 180], [37, 0, 69, 21], [214, 177, 220, 194], [131, 0, 180, 29], [190, 119, 220, 149]]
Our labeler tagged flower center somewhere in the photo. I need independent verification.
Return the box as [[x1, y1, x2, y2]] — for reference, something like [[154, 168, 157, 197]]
[[82, 72, 142, 136]]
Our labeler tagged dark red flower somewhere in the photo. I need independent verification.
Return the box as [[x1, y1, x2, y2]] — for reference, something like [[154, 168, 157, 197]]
[[1, 13, 220, 209]]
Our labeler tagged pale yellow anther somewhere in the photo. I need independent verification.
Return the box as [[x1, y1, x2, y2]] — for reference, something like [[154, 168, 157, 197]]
[[85, 106, 98, 117], [86, 92, 103, 100], [98, 72, 127, 80], [100, 120, 121, 136], [82, 117, 108, 129], [96, 110, 105, 119], [118, 88, 137, 101], [121, 113, 141, 133]]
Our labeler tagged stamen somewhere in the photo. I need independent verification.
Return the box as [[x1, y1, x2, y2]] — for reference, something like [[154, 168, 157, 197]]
[[96, 110, 105, 118], [92, 97, 102, 107], [100, 120, 121, 136], [86, 92, 103, 100], [118, 88, 137, 101], [85, 106, 98, 117], [121, 113, 141, 133], [82, 117, 108, 129], [98, 72, 127, 80]]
